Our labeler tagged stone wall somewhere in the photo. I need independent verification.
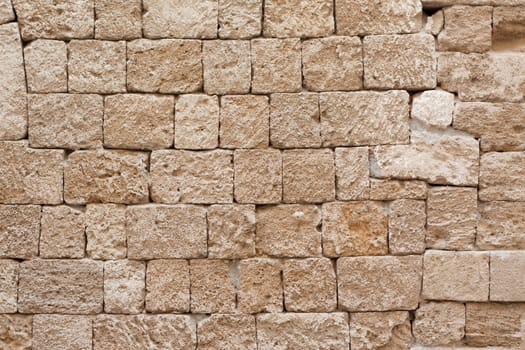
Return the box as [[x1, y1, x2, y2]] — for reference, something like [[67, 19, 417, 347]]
[[0, 0, 524, 349]]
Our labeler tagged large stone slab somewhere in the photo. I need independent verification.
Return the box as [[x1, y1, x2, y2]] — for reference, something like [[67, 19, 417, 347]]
[[479, 152, 525, 201]]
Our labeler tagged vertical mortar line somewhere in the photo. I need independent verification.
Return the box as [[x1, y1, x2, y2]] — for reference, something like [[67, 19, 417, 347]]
[[261, 0, 266, 36], [200, 40, 205, 93], [140, 0, 145, 38], [332, 0, 337, 33], [280, 261, 285, 311], [37, 205, 42, 257]]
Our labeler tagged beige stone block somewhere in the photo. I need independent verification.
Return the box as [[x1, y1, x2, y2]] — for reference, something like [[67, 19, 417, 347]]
[[336, 0, 422, 35], [251, 38, 302, 93], [104, 94, 174, 150], [335, 147, 369, 200], [127, 39, 202, 94], [64, 150, 148, 204], [412, 90, 454, 128], [0, 142, 64, 204], [12, 0, 94, 40], [270, 93, 321, 148], [257, 313, 350, 350], [423, 0, 523, 6], [364, 33, 436, 90], [218, 0, 261, 39], [239, 258, 282, 313], [337, 255, 422, 311], [283, 258, 336, 312], [320, 91, 410, 146], [480, 152, 525, 201], [283, 148, 335, 203], [208, 204, 256, 259], [370, 179, 428, 200], [190, 259, 236, 313], [493, 6, 525, 43], [0, 315, 32, 350], [323, 201, 388, 257], [197, 314, 256, 350], [145, 259, 189, 313], [438, 6, 492, 53], [85, 204, 126, 259], [234, 149, 282, 204], [151, 150, 233, 204], [414, 302, 465, 346], [490, 251, 525, 301], [0, 205, 40, 259], [68, 40, 126, 93], [127, 205, 207, 260], [104, 260, 145, 314], [175, 94, 219, 149], [389, 199, 426, 255], [477, 201, 525, 249], [256, 205, 321, 257], [423, 250, 489, 301], [143, 0, 217, 39], [0, 259, 18, 313], [302, 36, 362, 91], [24, 40, 67, 93], [263, 0, 333, 38], [33, 314, 91, 350], [0, 0, 14, 24], [18, 259, 103, 314], [95, 0, 141, 40], [220, 95, 269, 149], [350, 311, 412, 350], [40, 206, 85, 259]]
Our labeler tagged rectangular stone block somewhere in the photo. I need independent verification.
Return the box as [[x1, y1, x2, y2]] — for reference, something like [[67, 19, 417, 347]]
[[0, 205, 40, 259], [412, 90, 454, 128], [239, 258, 282, 313], [370, 179, 428, 200], [0, 259, 18, 313], [40, 205, 85, 259], [477, 201, 525, 250], [24, 39, 67, 93], [85, 204, 127, 259], [190, 259, 236, 313], [490, 251, 525, 301], [218, 0, 261, 39], [350, 312, 412, 350], [198, 314, 256, 350], [480, 152, 525, 201], [493, 6, 525, 43], [0, 315, 32, 350], [146, 259, 190, 313], [0, 0, 14, 24], [95, 0, 141, 40], [335, 147, 369, 200], [389, 199, 426, 255], [33, 314, 92, 350], [175, 94, 219, 149], [104, 260, 145, 314], [413, 302, 465, 346]]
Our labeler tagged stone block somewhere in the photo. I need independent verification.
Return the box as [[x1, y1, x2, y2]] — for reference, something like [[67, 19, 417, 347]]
[[350, 311, 412, 350], [33, 314, 92, 350], [477, 201, 525, 249], [40, 206, 85, 258], [335, 147, 369, 200], [370, 179, 428, 200], [490, 251, 525, 301], [0, 259, 18, 313], [239, 258, 282, 313], [413, 302, 465, 346], [95, 0, 141, 40], [175, 94, 219, 149], [0, 315, 32, 350], [0, 205, 40, 259], [24, 40, 67, 92], [412, 90, 454, 128], [480, 152, 525, 201], [218, 0, 261, 39], [197, 314, 256, 350], [104, 260, 145, 314], [190, 259, 236, 313], [146, 259, 190, 313], [85, 204, 127, 259], [389, 199, 426, 255]]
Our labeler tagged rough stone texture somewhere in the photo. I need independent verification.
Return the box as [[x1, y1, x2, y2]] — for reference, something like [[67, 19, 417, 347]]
[[256, 313, 350, 350], [364, 34, 436, 90], [0, 315, 32, 350], [33, 314, 91, 350], [263, 0, 333, 38], [389, 199, 426, 255], [18, 259, 103, 314], [94, 0, 141, 40], [337, 255, 422, 311], [423, 250, 489, 302], [323, 201, 388, 257], [0, 259, 18, 313], [218, 0, 261, 39], [370, 179, 428, 200], [64, 150, 149, 204], [150, 150, 233, 204], [0, 205, 40, 259], [104, 260, 145, 314], [335, 147, 370, 200], [39, 205, 85, 259], [24, 40, 67, 93], [477, 201, 525, 250], [220, 95, 269, 149], [28, 93, 103, 149], [127, 205, 207, 260], [104, 94, 174, 150], [127, 39, 202, 94], [479, 152, 525, 201], [85, 204, 126, 259], [239, 258, 282, 313], [175, 94, 219, 149], [412, 90, 454, 128], [198, 314, 256, 350], [423, 0, 524, 6], [438, 6, 492, 53], [490, 251, 525, 301], [0, 0, 14, 24], [426, 10, 444, 36], [413, 302, 466, 346], [145, 259, 190, 313], [350, 311, 412, 350], [190, 259, 236, 313], [320, 90, 410, 146], [493, 6, 525, 43]]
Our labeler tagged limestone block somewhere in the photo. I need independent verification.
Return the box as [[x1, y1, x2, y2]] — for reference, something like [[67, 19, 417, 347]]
[[370, 179, 428, 200], [0, 0, 14, 24], [175, 94, 219, 149], [239, 258, 282, 313], [389, 199, 426, 255], [145, 259, 190, 313], [335, 147, 370, 200], [493, 6, 525, 43], [350, 311, 412, 350], [479, 152, 525, 201], [412, 90, 454, 128], [0, 259, 18, 313], [218, 0, 261, 39], [0, 205, 40, 259], [198, 314, 256, 350], [85, 204, 127, 259], [477, 201, 525, 249], [490, 251, 525, 301], [413, 302, 466, 346], [24, 40, 67, 93], [190, 259, 236, 313], [40, 206, 85, 259], [0, 315, 32, 350], [438, 6, 492, 53], [33, 315, 91, 350], [95, 0, 141, 40], [104, 260, 145, 314]]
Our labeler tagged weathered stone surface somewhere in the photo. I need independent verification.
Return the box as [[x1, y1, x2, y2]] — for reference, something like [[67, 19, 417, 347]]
[[320, 91, 410, 146], [251, 38, 302, 93], [438, 6, 492, 53], [239, 258, 282, 313], [256, 205, 321, 257], [104, 94, 174, 150], [28, 93, 103, 149], [257, 313, 350, 350], [283, 148, 335, 203], [18, 259, 103, 314], [190, 259, 236, 313], [479, 152, 525, 201], [350, 311, 412, 350], [270, 93, 321, 148], [0, 142, 64, 204], [218, 0, 261, 39], [477, 201, 525, 249], [234, 149, 282, 204], [33, 315, 91, 350], [283, 258, 336, 312], [104, 260, 145, 314], [336, 0, 422, 35], [490, 251, 525, 301], [143, 0, 217, 39], [493, 6, 525, 43], [198, 314, 256, 350], [95, 0, 141, 40], [370, 179, 428, 200], [12, 0, 94, 40], [263, 0, 333, 38], [423, 0, 524, 6], [0, 205, 40, 259], [127, 205, 207, 260], [0, 23, 27, 140], [323, 201, 388, 257], [335, 147, 369, 200], [425, 10, 444, 35], [302, 36, 362, 91], [203, 40, 251, 94], [127, 39, 202, 93], [423, 250, 489, 301], [64, 150, 148, 204], [175, 94, 219, 149], [0, 259, 18, 313], [94, 315, 196, 350], [208, 204, 256, 259], [24, 40, 67, 93], [413, 302, 466, 346], [40, 206, 85, 259], [337, 255, 422, 311], [389, 199, 426, 255], [364, 34, 436, 90], [220, 95, 269, 149], [412, 90, 454, 128], [0, 315, 32, 350], [146, 259, 190, 313], [151, 150, 233, 204], [0, 0, 14, 24], [426, 187, 477, 250], [85, 204, 126, 259]]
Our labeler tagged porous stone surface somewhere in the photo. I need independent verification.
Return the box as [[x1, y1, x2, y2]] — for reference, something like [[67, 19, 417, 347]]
[[369, 179, 428, 200], [0, 205, 40, 258], [0, 315, 32, 350], [0, 0, 14, 24], [218, 0, 261, 39], [438, 6, 492, 53], [198, 314, 256, 350], [335, 147, 370, 200], [389, 199, 426, 255], [239, 258, 283, 313], [33, 314, 92, 350], [85, 204, 126, 259], [479, 152, 525, 201], [39, 205, 85, 258], [190, 259, 236, 313], [412, 90, 454, 128], [145, 259, 190, 313], [95, 0, 142, 40], [493, 6, 525, 43], [413, 302, 466, 346], [0, 259, 18, 313], [350, 311, 412, 350], [24, 40, 67, 93], [175, 94, 219, 149], [490, 251, 525, 301], [103, 260, 145, 314], [477, 201, 525, 249]]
